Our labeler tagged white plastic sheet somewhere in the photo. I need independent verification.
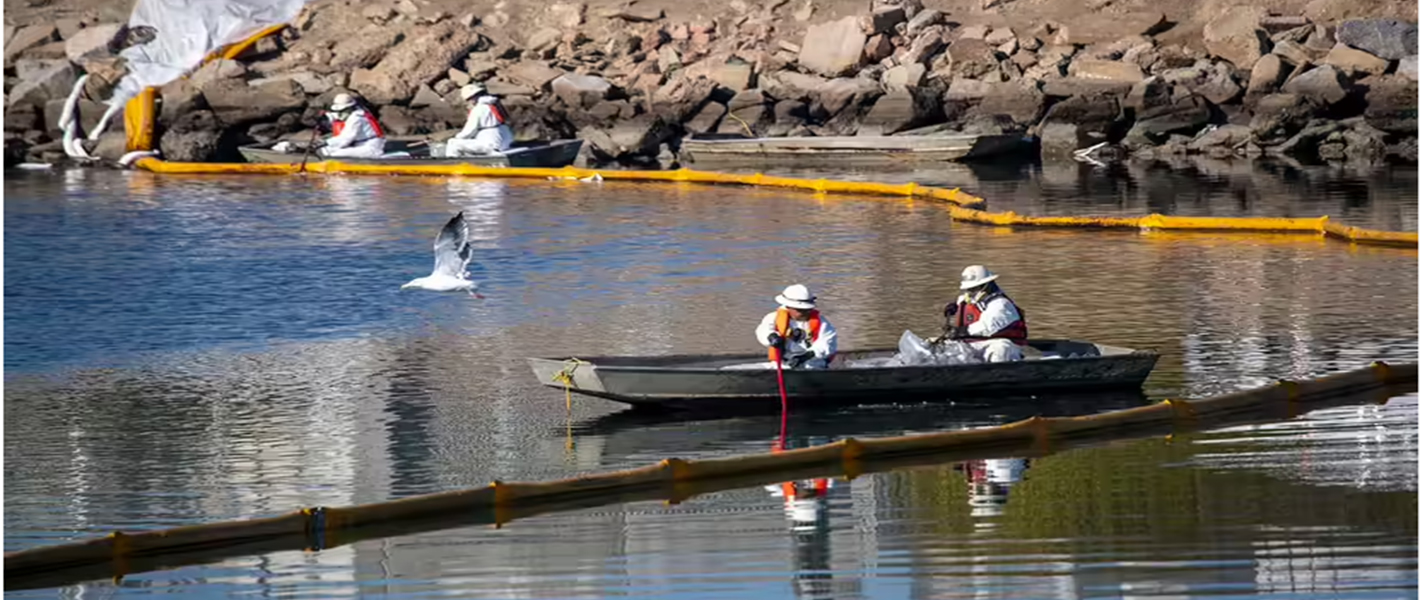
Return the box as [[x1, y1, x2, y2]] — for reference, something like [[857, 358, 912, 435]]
[[107, 0, 307, 107]]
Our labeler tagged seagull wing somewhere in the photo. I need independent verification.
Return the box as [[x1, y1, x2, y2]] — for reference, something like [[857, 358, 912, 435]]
[[431, 212, 472, 278]]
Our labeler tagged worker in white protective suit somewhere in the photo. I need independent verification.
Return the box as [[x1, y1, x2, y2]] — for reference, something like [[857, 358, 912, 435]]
[[756, 284, 839, 370], [936, 265, 1028, 363], [319, 93, 386, 158], [444, 83, 513, 157]]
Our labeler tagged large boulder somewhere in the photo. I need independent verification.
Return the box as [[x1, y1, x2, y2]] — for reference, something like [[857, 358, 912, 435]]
[[1068, 59, 1146, 82], [710, 59, 756, 92], [650, 75, 718, 123], [551, 74, 614, 109], [1281, 64, 1351, 105], [859, 89, 938, 135], [356, 22, 484, 105], [1248, 93, 1321, 142], [42, 98, 106, 135], [64, 23, 122, 62], [1186, 124, 1253, 152], [1399, 55, 1418, 81], [1058, 12, 1166, 45], [760, 70, 828, 101], [1271, 39, 1324, 66], [1246, 54, 1290, 96], [905, 9, 944, 36], [505, 61, 565, 91], [157, 79, 207, 125], [4, 24, 58, 64], [1132, 96, 1212, 139], [581, 115, 673, 159], [1335, 19, 1417, 60], [1203, 7, 1271, 70], [7, 59, 77, 108], [159, 111, 222, 161], [967, 81, 1046, 127], [944, 77, 993, 103], [944, 38, 999, 79], [323, 27, 404, 74], [798, 16, 867, 77], [1321, 45, 1392, 77], [683, 101, 727, 134], [1038, 122, 1087, 158], [814, 77, 882, 118], [188, 59, 248, 91], [1361, 75, 1418, 134], [903, 30, 946, 66], [882, 63, 927, 91], [202, 79, 306, 125]]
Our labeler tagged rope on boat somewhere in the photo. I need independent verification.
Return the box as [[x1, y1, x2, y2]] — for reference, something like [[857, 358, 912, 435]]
[[552, 358, 588, 412]]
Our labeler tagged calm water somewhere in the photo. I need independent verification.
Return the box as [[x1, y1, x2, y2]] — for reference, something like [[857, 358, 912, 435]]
[[4, 161, 1417, 597]]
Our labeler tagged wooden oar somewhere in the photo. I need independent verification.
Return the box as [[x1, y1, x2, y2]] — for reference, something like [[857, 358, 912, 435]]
[[296, 126, 321, 173]]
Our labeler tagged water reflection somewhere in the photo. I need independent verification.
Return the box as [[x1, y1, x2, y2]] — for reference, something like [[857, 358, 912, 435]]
[[4, 165, 1416, 597]]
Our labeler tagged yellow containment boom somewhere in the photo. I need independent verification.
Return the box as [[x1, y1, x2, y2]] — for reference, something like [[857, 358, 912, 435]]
[[131, 158, 1418, 249]]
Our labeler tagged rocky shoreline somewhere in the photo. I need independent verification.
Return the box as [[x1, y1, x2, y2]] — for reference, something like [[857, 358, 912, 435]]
[[3, 0, 1416, 168]]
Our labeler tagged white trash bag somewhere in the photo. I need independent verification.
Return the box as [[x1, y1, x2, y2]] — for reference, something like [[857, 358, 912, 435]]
[[845, 330, 983, 368]]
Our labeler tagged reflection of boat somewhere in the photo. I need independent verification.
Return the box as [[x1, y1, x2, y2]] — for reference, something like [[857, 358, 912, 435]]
[[566, 391, 1151, 465], [530, 340, 1159, 411], [679, 133, 1032, 168], [237, 139, 584, 167]]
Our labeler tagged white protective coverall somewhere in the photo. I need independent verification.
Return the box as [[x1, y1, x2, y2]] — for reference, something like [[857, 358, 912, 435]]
[[959, 292, 1025, 363], [754, 311, 839, 370], [445, 96, 513, 156], [320, 109, 385, 158]]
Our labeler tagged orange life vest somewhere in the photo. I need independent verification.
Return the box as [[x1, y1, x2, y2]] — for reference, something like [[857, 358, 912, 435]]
[[780, 478, 830, 500], [958, 293, 1027, 346], [769, 308, 824, 362], [331, 109, 386, 141]]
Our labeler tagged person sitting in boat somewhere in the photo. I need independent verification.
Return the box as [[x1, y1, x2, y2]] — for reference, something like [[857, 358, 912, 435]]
[[319, 93, 387, 158], [756, 284, 838, 370], [444, 83, 513, 157], [939, 265, 1027, 363]]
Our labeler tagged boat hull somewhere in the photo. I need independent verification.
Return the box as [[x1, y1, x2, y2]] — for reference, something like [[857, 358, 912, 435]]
[[238, 139, 583, 168], [678, 134, 1031, 168], [529, 340, 1160, 411]]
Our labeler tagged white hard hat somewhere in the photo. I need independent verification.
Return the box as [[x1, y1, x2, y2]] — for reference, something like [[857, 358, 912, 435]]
[[459, 83, 487, 100], [959, 265, 999, 290], [775, 284, 816, 310], [329, 93, 357, 111]]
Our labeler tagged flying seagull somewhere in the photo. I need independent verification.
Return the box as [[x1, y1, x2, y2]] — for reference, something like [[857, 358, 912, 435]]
[[401, 212, 482, 297]]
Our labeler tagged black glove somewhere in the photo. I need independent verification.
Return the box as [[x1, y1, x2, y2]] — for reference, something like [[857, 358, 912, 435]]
[[788, 352, 813, 368], [767, 332, 785, 349], [788, 328, 805, 343], [944, 302, 959, 317]]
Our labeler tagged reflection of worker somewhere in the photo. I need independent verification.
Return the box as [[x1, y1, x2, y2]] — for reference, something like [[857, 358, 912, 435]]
[[767, 477, 836, 598], [958, 457, 1030, 527]]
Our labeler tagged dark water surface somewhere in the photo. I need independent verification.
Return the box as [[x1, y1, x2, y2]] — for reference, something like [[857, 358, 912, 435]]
[[4, 162, 1416, 597]]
